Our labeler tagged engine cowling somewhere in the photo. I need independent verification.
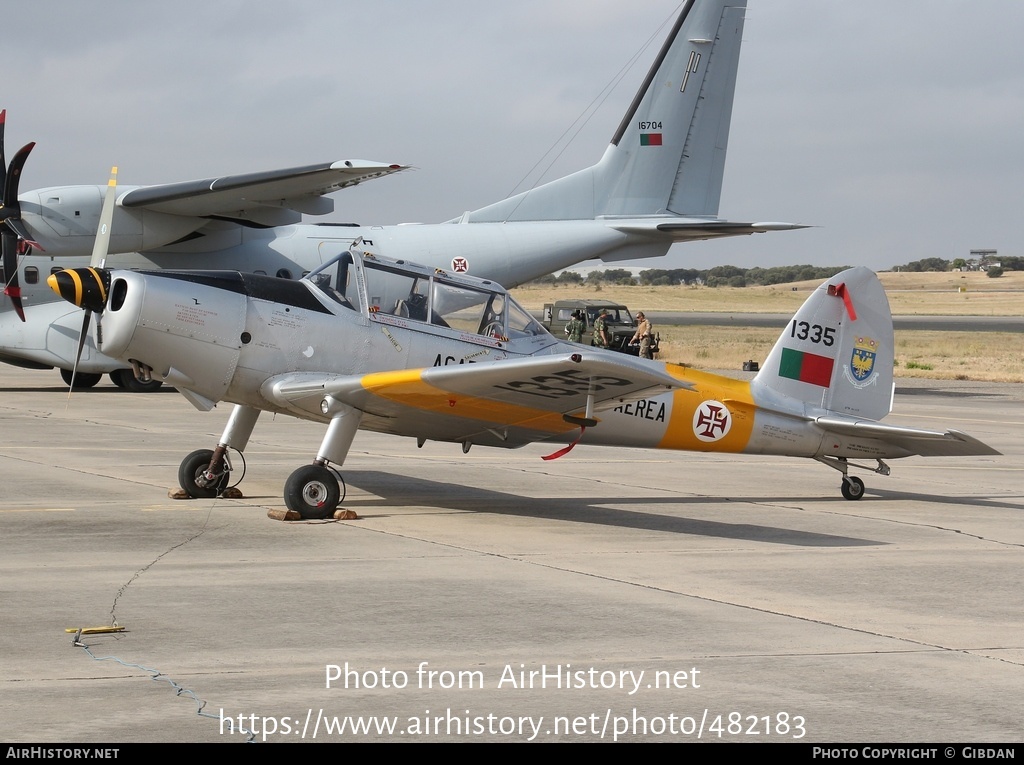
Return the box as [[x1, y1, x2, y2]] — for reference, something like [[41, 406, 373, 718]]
[[49, 267, 247, 403], [102, 270, 246, 402], [20, 186, 206, 257]]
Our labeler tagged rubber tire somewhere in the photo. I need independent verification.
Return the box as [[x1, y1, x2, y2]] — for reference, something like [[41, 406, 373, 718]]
[[110, 368, 163, 392], [284, 464, 340, 520], [178, 449, 229, 499], [841, 475, 865, 501], [60, 368, 103, 389]]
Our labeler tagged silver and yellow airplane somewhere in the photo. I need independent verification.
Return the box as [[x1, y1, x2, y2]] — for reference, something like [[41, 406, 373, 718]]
[[48, 243, 998, 518], [2, 0, 802, 390]]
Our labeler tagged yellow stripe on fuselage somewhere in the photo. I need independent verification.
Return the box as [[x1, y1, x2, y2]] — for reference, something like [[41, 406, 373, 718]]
[[657, 366, 757, 453], [359, 369, 577, 434]]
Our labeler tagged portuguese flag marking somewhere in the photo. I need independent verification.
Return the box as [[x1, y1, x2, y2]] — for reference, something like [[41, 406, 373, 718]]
[[779, 347, 834, 387]]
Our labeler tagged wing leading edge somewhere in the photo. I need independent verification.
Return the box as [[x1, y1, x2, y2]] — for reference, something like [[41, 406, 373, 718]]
[[119, 160, 407, 226]]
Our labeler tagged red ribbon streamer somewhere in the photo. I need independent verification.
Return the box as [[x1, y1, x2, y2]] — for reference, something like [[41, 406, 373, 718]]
[[827, 282, 858, 321], [541, 426, 586, 461]]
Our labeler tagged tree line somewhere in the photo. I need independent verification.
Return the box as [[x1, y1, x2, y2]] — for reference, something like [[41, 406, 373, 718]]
[[527, 257, 1021, 288], [528, 264, 850, 288], [896, 257, 1022, 276]]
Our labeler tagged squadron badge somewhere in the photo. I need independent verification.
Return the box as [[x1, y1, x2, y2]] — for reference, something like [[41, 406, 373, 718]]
[[844, 335, 879, 388]]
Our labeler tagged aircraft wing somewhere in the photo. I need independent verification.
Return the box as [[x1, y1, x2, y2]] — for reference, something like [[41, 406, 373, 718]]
[[262, 353, 690, 447], [118, 160, 407, 226], [609, 219, 809, 242], [815, 416, 1001, 458]]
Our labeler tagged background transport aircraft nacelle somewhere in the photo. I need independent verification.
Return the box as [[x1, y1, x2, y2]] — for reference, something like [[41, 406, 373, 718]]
[[1, 0, 803, 388], [49, 247, 999, 519]]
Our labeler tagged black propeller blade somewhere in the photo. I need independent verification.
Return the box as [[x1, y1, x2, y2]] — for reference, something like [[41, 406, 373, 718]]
[[0, 110, 41, 322], [0, 108, 6, 189], [1, 231, 26, 322]]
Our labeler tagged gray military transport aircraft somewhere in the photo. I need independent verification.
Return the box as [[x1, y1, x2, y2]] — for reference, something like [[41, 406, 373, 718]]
[[1, 0, 802, 390], [49, 241, 999, 518]]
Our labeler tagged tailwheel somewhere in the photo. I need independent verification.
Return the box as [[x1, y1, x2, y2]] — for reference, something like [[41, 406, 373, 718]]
[[841, 475, 865, 501], [284, 464, 340, 520], [60, 368, 103, 389], [179, 449, 230, 498]]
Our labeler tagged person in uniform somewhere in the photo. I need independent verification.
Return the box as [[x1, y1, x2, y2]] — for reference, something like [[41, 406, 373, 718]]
[[565, 310, 585, 343], [592, 310, 611, 348], [631, 311, 654, 359]]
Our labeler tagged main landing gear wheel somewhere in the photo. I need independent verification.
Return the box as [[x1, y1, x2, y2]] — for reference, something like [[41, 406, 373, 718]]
[[178, 449, 230, 498], [110, 368, 163, 392], [60, 368, 102, 389], [841, 475, 865, 501], [284, 464, 340, 520]]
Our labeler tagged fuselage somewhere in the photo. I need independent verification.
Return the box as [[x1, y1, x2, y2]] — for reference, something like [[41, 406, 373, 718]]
[[60, 250, 910, 465], [3, 217, 675, 374]]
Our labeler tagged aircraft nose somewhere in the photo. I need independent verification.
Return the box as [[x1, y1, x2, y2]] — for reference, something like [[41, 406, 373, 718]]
[[47, 267, 111, 313]]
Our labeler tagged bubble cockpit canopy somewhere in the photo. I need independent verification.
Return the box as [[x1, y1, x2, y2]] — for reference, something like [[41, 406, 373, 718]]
[[306, 244, 551, 346]]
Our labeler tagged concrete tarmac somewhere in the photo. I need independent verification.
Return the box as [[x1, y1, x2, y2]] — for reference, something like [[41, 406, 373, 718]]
[[1, 367, 1021, 743]]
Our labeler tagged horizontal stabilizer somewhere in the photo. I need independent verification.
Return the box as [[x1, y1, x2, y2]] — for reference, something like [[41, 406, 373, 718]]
[[609, 219, 808, 241], [816, 416, 1001, 458]]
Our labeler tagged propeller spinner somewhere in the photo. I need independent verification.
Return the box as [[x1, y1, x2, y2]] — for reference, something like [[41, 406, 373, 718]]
[[47, 267, 112, 314]]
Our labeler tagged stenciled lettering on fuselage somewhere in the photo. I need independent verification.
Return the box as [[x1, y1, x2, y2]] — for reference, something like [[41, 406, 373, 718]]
[[613, 398, 666, 423], [433, 348, 496, 367], [380, 325, 403, 352]]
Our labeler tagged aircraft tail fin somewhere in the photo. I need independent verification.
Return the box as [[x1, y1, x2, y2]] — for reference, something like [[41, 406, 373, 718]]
[[464, 0, 747, 223], [752, 267, 895, 422]]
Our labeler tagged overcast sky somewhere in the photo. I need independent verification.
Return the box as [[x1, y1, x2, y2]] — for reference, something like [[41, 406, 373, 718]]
[[6, 1, 1022, 272]]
